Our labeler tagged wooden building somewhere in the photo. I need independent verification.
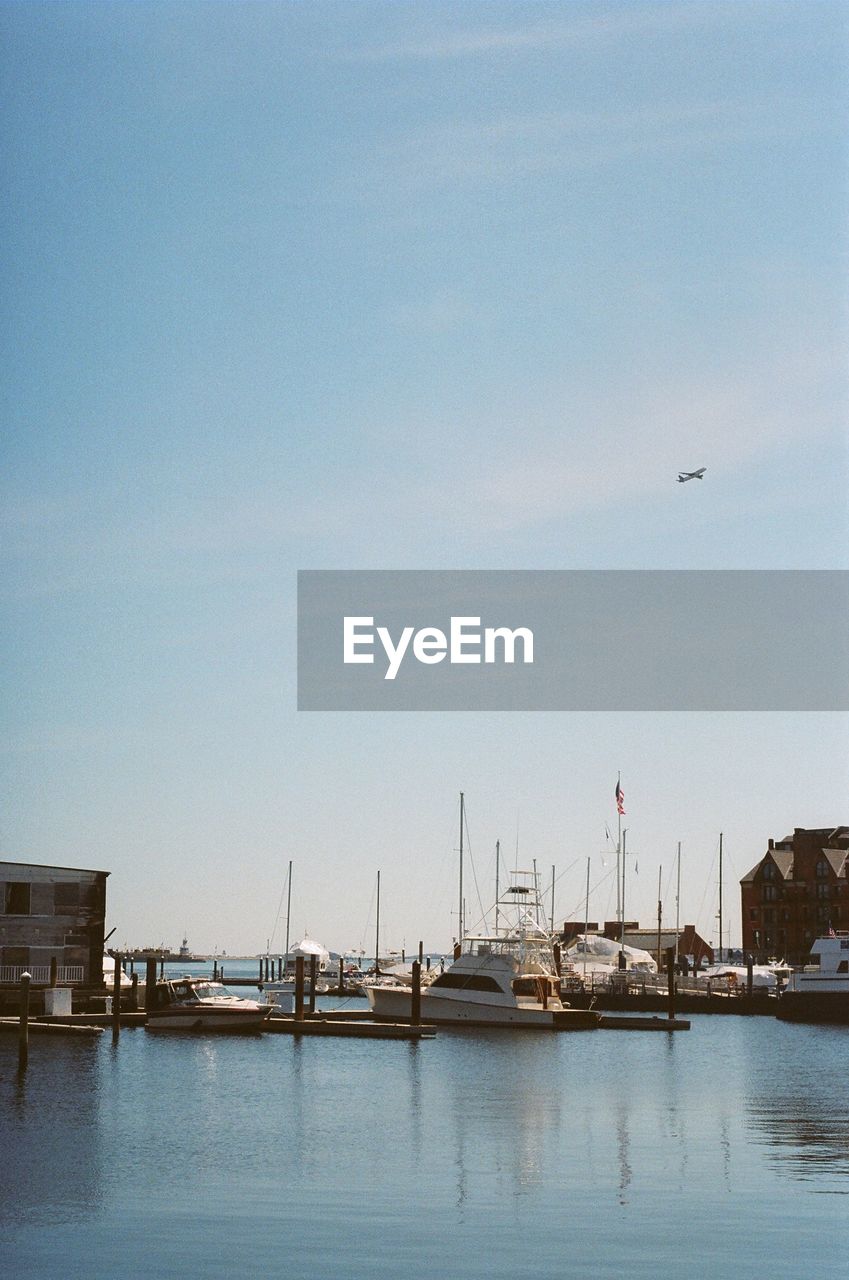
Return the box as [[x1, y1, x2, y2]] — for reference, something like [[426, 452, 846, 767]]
[[0, 860, 109, 990], [740, 827, 849, 963]]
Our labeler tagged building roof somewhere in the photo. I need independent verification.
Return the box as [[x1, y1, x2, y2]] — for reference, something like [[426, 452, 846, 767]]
[[740, 848, 794, 884], [0, 860, 110, 877]]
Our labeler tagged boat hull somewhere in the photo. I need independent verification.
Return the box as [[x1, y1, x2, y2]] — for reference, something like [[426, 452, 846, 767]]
[[776, 991, 849, 1024], [367, 985, 599, 1029], [146, 1009, 271, 1033]]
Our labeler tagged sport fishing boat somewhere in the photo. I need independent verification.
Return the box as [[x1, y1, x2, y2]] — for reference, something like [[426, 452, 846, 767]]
[[366, 866, 599, 1030], [776, 932, 849, 1024], [145, 976, 272, 1032]]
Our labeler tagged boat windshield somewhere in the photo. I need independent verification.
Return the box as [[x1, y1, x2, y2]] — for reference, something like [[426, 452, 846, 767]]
[[191, 981, 230, 999]]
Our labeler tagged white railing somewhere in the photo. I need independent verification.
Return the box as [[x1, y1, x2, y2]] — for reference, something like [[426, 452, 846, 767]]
[[0, 965, 85, 985]]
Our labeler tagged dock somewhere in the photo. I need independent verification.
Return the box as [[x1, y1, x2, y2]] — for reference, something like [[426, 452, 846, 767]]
[[266, 1013, 435, 1039]]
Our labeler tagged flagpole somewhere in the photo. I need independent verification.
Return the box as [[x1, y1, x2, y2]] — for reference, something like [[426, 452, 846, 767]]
[[620, 828, 627, 966]]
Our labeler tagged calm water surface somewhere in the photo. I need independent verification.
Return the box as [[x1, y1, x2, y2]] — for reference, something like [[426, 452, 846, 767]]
[[2, 1005, 846, 1279]]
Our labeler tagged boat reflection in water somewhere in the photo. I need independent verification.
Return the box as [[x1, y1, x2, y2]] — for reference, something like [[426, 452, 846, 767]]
[[145, 976, 272, 1032]]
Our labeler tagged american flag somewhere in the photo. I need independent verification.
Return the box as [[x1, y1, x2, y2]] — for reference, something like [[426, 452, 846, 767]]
[[615, 780, 625, 816]]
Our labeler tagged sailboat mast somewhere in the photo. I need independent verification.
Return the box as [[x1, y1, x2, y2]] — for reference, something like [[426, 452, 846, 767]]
[[284, 859, 293, 972], [494, 839, 500, 935], [675, 842, 681, 966], [458, 791, 465, 943], [584, 856, 590, 979], [375, 869, 380, 975], [722, 834, 727, 962]]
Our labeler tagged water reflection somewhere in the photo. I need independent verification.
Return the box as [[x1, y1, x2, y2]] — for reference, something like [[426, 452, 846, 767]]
[[0, 1041, 105, 1229], [744, 1026, 849, 1186]]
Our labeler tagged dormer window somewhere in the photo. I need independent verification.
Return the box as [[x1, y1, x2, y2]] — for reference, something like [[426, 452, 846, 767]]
[[815, 859, 828, 878], [763, 861, 775, 881]]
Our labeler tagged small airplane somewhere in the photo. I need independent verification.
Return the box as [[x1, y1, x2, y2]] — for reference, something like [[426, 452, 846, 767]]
[[677, 467, 706, 483]]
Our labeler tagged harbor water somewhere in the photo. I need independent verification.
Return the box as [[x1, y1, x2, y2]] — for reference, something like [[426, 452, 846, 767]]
[[2, 995, 847, 1279]]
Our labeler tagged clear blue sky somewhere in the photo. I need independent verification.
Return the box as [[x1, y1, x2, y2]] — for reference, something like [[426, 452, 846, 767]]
[[2, 1, 847, 954]]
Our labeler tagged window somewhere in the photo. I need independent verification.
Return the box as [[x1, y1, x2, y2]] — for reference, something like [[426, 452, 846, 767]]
[[749, 909, 758, 921], [763, 909, 775, 924], [3, 883, 31, 914], [815, 859, 828, 878], [816, 883, 831, 900], [762, 861, 774, 880], [430, 973, 503, 992], [763, 885, 778, 902]]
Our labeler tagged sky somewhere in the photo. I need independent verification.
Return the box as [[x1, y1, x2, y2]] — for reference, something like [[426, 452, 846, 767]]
[[2, 0, 848, 957]]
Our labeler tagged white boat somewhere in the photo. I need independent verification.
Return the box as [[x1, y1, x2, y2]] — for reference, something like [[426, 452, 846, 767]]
[[263, 936, 333, 1000], [145, 976, 272, 1032], [366, 866, 599, 1030], [777, 932, 849, 1024]]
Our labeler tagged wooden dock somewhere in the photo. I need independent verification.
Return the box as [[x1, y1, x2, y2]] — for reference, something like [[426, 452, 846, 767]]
[[266, 1013, 435, 1039], [599, 1014, 691, 1031]]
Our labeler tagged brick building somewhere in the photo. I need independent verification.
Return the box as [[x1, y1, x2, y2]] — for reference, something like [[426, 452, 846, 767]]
[[740, 827, 849, 963]]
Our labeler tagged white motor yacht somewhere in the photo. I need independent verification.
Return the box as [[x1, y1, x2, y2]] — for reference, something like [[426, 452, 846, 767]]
[[366, 869, 600, 1030], [777, 932, 849, 1024]]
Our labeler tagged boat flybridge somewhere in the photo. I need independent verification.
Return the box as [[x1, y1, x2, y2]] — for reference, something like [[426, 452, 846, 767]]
[[366, 868, 600, 1029]]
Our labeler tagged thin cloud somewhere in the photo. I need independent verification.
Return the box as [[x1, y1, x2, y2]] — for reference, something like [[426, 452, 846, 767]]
[[333, 4, 725, 64]]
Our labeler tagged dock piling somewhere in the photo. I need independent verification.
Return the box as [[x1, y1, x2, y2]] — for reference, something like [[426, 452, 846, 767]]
[[295, 955, 305, 1020], [411, 961, 421, 1026], [308, 955, 317, 1013], [666, 947, 676, 1020], [145, 958, 158, 1014], [18, 971, 31, 1069], [112, 953, 122, 1035]]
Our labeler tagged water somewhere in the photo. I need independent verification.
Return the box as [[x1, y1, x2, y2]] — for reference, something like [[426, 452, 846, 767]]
[[2, 1006, 847, 1279]]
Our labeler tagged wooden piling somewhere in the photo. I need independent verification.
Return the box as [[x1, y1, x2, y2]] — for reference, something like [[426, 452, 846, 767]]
[[666, 947, 676, 1020], [259, 958, 264, 982], [213, 959, 218, 980], [19, 972, 31, 1069], [130, 973, 139, 1011], [112, 953, 122, 1034], [49, 956, 58, 987], [746, 955, 754, 1001], [411, 961, 421, 1026], [145, 957, 158, 1013], [295, 955, 305, 1020], [308, 955, 317, 1013], [338, 958, 345, 995], [418, 940, 424, 965]]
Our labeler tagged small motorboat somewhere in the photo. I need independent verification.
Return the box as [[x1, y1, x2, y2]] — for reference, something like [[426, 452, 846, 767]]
[[145, 976, 272, 1033]]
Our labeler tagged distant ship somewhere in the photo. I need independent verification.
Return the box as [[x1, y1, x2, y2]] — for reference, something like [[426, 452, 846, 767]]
[[179, 936, 191, 958]]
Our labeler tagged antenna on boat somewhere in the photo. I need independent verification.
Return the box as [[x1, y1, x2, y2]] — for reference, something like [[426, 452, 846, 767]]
[[550, 864, 556, 935]]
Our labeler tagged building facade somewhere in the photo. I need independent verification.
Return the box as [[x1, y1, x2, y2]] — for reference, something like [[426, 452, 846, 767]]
[[740, 827, 849, 963], [0, 860, 109, 987]]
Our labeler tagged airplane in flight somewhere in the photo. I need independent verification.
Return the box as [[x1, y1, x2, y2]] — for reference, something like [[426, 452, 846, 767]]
[[677, 467, 706, 482]]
